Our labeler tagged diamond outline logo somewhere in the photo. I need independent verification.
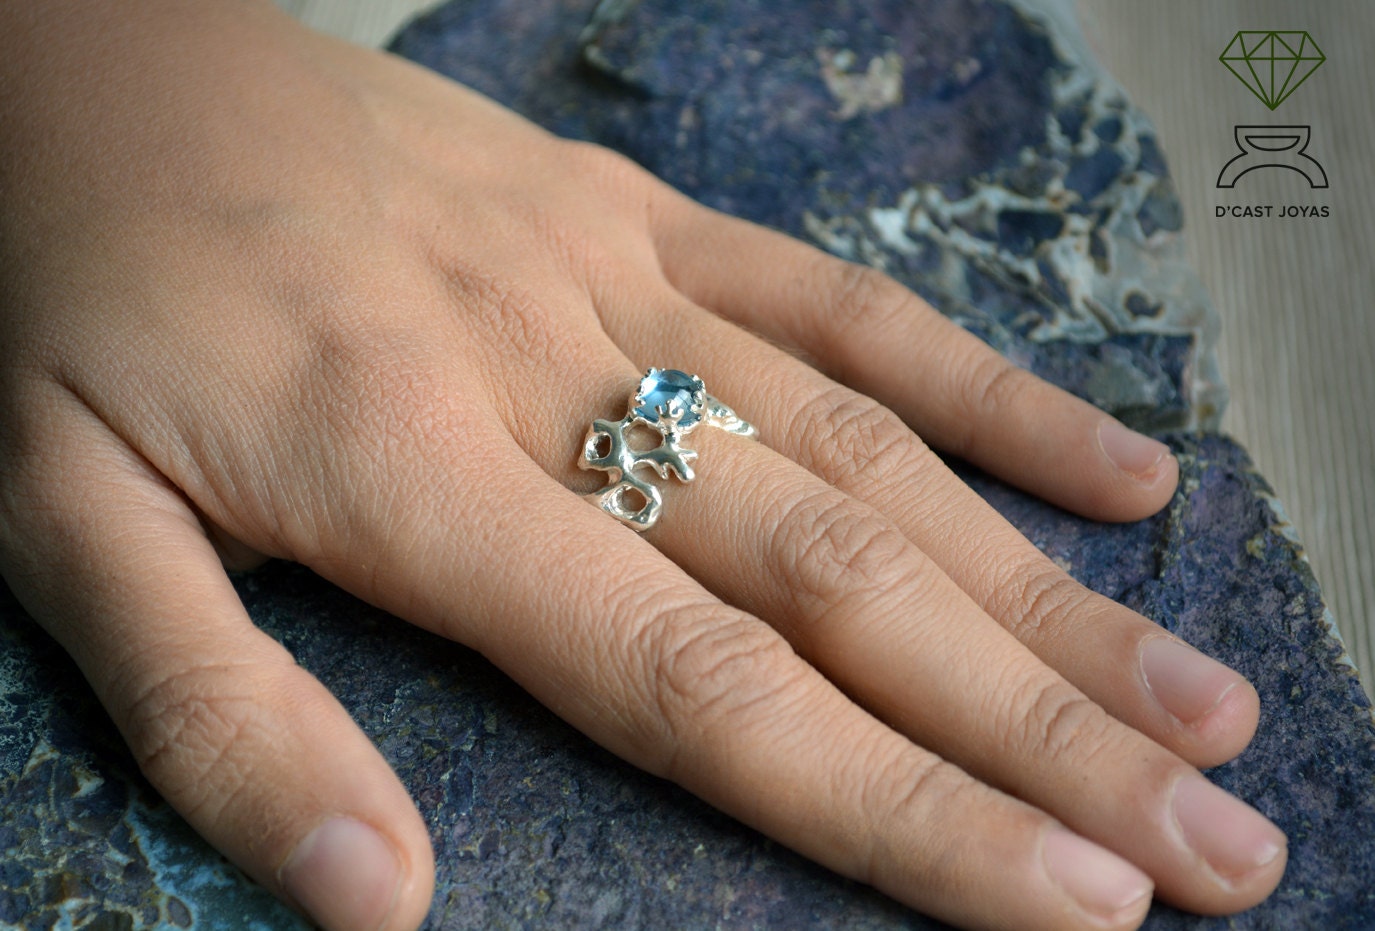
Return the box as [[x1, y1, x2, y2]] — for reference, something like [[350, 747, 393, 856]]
[[1220, 31, 1325, 110]]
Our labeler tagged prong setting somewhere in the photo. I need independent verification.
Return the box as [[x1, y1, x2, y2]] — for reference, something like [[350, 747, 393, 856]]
[[579, 369, 753, 530]]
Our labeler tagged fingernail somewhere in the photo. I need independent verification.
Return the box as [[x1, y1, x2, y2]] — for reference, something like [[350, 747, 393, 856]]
[[1098, 419, 1171, 479], [280, 817, 403, 931], [1171, 776, 1286, 880], [1140, 637, 1242, 725], [1043, 827, 1152, 921]]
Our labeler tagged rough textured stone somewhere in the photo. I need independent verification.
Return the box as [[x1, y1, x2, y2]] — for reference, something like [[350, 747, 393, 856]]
[[2, 0, 1372, 928]]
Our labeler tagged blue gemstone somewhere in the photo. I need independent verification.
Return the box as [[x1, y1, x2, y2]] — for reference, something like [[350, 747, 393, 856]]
[[634, 369, 703, 429]]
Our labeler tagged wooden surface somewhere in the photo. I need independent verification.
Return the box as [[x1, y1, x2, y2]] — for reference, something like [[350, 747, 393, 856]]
[[1075, 0, 1374, 698], [277, 0, 1375, 698]]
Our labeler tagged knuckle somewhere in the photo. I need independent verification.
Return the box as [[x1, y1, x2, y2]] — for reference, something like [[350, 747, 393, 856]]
[[774, 489, 914, 624], [547, 139, 663, 231], [309, 321, 483, 479], [954, 352, 1035, 457], [1010, 680, 1112, 767], [443, 263, 568, 370], [815, 262, 913, 364], [123, 663, 274, 823], [970, 351, 1032, 414], [856, 749, 969, 881], [310, 318, 426, 440], [860, 745, 955, 825], [1003, 568, 1095, 642], [795, 386, 928, 487], [306, 365, 494, 576], [533, 142, 664, 283], [632, 604, 800, 777]]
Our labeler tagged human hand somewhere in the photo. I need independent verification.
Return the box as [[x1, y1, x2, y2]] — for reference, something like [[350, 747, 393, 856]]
[[0, 3, 1285, 930]]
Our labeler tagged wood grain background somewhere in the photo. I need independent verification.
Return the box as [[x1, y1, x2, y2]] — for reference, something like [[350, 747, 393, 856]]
[[1077, 0, 1373, 699], [276, 0, 1375, 699]]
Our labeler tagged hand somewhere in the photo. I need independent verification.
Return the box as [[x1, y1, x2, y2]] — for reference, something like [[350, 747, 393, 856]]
[[0, 3, 1285, 930]]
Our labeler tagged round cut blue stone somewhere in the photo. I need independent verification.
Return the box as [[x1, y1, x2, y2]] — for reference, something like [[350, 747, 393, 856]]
[[634, 369, 703, 429]]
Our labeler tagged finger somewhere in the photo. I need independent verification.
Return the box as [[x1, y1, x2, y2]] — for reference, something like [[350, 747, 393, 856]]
[[612, 296, 1257, 769], [652, 204, 1178, 522], [331, 424, 1156, 930], [643, 423, 1283, 912], [549, 302, 1281, 912], [0, 392, 434, 931]]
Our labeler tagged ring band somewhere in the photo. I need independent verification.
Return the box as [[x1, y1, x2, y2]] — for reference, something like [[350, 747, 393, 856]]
[[579, 368, 757, 530]]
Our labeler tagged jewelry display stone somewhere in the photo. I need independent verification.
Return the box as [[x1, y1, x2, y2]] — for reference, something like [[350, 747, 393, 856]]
[[2, 1, 1371, 928]]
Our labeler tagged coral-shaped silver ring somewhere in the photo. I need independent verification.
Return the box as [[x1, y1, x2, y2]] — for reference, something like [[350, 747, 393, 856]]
[[578, 368, 757, 530]]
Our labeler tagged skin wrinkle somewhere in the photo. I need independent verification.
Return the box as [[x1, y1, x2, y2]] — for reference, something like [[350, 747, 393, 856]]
[[804, 260, 915, 387], [955, 352, 1041, 463], [775, 491, 915, 626], [1008, 570, 1097, 642], [625, 300, 1069, 648], [882, 764, 998, 894], [491, 493, 615, 629], [128, 668, 266, 810], [800, 385, 917, 485], [1017, 686, 1116, 778], [631, 605, 772, 753], [856, 745, 955, 866]]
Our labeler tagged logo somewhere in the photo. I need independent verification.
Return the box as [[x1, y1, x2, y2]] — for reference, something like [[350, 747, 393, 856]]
[[1217, 125, 1327, 190], [1219, 31, 1325, 110], [1214, 29, 1330, 212]]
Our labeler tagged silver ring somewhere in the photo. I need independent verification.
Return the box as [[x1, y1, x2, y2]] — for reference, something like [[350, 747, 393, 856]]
[[579, 368, 757, 530]]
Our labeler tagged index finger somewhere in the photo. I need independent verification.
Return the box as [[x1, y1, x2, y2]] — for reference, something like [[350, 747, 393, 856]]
[[653, 205, 1179, 523]]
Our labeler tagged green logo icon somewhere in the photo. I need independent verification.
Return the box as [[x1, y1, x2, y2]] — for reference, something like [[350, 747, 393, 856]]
[[1220, 31, 1325, 109]]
